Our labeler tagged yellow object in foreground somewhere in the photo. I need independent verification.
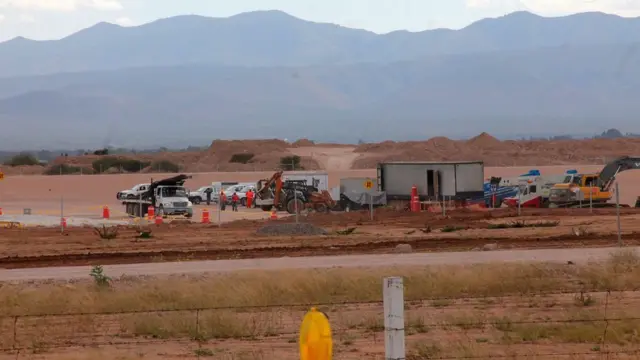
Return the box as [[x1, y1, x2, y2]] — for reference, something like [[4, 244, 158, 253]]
[[299, 307, 333, 360]]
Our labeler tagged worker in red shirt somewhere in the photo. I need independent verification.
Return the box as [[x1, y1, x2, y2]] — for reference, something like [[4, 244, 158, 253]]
[[231, 192, 240, 212], [246, 189, 254, 208], [219, 191, 227, 211]]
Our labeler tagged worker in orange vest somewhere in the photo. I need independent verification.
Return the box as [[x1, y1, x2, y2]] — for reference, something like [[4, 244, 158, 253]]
[[219, 191, 227, 211], [246, 189, 254, 208]]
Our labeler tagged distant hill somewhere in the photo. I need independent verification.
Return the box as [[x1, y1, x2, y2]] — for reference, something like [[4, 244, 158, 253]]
[[0, 39, 639, 149], [2, 10, 640, 149], [2, 11, 640, 77]]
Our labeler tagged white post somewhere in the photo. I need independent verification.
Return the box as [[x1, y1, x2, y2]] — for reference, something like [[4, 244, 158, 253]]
[[384, 277, 405, 360], [589, 188, 593, 213]]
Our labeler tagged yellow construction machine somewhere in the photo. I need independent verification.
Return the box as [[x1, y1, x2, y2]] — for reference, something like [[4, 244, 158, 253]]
[[548, 156, 640, 208]]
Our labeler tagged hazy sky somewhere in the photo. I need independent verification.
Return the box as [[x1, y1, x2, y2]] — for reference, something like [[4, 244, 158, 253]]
[[0, 0, 639, 42]]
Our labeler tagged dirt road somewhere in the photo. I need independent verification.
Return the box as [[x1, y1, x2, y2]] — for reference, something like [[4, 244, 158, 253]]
[[0, 245, 632, 282]]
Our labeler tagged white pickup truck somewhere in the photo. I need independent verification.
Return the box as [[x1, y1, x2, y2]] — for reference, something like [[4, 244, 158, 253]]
[[117, 183, 150, 200]]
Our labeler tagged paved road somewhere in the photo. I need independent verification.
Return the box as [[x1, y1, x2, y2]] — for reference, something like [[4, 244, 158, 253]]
[[0, 246, 634, 282]]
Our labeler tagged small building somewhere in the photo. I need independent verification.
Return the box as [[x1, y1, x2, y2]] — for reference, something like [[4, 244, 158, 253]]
[[377, 161, 484, 202]]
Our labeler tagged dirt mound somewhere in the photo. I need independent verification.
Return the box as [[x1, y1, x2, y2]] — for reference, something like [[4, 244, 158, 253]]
[[256, 222, 328, 236], [466, 132, 503, 148], [352, 134, 640, 168], [291, 139, 315, 147], [0, 165, 46, 176]]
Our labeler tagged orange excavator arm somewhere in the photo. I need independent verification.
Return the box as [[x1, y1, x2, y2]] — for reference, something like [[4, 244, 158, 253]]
[[257, 170, 284, 206]]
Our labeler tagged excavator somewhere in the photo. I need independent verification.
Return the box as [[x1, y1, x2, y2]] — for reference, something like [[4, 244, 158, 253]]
[[254, 171, 336, 214], [548, 156, 640, 208]]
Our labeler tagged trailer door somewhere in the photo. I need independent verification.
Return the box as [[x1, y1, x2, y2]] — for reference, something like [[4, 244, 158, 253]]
[[427, 170, 441, 198]]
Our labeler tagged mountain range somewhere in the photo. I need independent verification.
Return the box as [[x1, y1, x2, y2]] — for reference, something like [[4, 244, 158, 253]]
[[0, 10, 639, 150]]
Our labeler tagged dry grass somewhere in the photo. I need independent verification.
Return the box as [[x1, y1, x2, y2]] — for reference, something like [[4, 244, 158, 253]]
[[1, 249, 640, 317], [2, 250, 640, 359]]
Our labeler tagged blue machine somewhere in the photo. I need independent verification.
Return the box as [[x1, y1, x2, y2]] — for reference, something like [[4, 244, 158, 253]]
[[470, 169, 541, 207]]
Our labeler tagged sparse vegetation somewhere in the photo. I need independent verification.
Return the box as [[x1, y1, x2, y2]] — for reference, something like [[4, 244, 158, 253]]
[[280, 155, 302, 170], [89, 265, 111, 287], [93, 225, 119, 240], [92, 157, 150, 173], [488, 220, 560, 229], [441, 225, 466, 232], [43, 164, 83, 175], [3, 153, 41, 167], [229, 153, 255, 164], [336, 227, 357, 235], [149, 159, 180, 173]]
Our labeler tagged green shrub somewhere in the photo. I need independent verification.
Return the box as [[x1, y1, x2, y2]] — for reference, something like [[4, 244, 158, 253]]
[[229, 153, 255, 164], [4, 153, 40, 167], [92, 157, 150, 173], [280, 155, 302, 170], [44, 164, 82, 175], [150, 160, 180, 173]]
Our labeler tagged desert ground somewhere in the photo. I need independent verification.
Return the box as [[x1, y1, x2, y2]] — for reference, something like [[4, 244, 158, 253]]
[[2, 135, 640, 359]]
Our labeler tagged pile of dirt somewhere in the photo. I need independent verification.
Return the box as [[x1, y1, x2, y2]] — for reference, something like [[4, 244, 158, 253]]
[[351, 133, 640, 168], [256, 222, 328, 236], [291, 139, 315, 147], [466, 132, 503, 149], [189, 139, 320, 172]]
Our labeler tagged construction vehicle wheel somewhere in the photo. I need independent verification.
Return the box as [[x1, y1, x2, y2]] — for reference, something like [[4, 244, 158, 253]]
[[287, 198, 305, 214]]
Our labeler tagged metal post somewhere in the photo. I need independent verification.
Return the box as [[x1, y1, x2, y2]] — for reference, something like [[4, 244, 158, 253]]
[[60, 195, 64, 234], [616, 182, 621, 247], [369, 192, 373, 221], [517, 185, 521, 216], [589, 188, 593, 214], [139, 193, 143, 222], [217, 195, 221, 226], [384, 277, 405, 360], [294, 186, 299, 223]]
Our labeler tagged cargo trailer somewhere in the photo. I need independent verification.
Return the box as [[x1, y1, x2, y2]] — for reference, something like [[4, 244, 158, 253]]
[[377, 161, 484, 205]]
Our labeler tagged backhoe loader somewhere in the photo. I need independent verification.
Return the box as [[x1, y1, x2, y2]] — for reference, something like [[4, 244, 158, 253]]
[[254, 171, 336, 214]]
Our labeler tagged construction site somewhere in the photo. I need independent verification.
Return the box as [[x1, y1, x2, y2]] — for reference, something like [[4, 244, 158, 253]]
[[2, 138, 640, 359]]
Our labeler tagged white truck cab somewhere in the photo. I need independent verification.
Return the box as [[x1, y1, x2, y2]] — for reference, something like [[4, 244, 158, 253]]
[[154, 185, 193, 217], [117, 183, 150, 200]]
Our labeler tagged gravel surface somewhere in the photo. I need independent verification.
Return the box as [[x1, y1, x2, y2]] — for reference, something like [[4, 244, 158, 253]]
[[0, 246, 632, 282], [256, 222, 328, 236]]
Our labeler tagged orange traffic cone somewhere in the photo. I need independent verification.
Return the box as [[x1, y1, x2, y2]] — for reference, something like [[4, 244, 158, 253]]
[[155, 215, 163, 225], [60, 217, 67, 229], [270, 209, 277, 220], [201, 209, 210, 224], [102, 205, 110, 219], [147, 206, 155, 220]]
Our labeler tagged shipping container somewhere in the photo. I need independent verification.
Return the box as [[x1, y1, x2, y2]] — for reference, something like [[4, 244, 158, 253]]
[[282, 171, 329, 192], [377, 161, 484, 201]]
